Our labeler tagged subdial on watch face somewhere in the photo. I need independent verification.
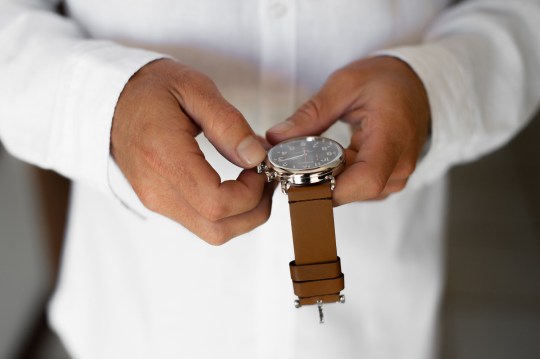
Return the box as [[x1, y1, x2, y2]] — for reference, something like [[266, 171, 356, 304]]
[[268, 137, 343, 171]]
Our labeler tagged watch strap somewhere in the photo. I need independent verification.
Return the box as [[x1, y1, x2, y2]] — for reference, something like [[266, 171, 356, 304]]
[[287, 183, 344, 306]]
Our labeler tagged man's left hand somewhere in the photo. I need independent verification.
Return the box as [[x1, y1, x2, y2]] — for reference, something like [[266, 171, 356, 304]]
[[266, 56, 431, 205]]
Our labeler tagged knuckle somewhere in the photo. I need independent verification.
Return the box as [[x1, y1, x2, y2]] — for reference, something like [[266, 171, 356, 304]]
[[243, 188, 262, 211], [199, 199, 228, 222], [174, 68, 216, 99], [213, 106, 245, 135], [136, 186, 161, 212], [386, 180, 407, 195], [393, 181, 407, 192], [203, 228, 232, 246], [175, 67, 205, 85], [261, 204, 272, 224], [258, 208, 272, 226], [363, 174, 387, 199], [220, 104, 244, 122], [328, 67, 355, 89], [251, 203, 272, 229], [395, 161, 416, 179], [295, 99, 322, 124], [190, 69, 214, 86], [403, 161, 416, 176], [328, 67, 347, 82]]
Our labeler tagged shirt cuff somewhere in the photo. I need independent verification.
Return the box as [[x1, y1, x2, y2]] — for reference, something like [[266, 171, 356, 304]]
[[49, 41, 166, 196], [373, 42, 479, 189]]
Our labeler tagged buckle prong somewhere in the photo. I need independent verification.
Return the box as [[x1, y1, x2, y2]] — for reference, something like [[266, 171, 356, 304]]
[[317, 300, 324, 324]]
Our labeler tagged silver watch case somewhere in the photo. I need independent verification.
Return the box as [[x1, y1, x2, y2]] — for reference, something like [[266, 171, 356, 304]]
[[257, 136, 346, 194]]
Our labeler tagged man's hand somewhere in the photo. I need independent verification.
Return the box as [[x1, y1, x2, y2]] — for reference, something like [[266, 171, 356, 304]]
[[266, 56, 431, 205], [112, 59, 271, 245]]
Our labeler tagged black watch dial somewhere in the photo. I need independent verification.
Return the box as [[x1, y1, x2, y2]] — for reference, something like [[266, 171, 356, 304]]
[[268, 136, 343, 171]]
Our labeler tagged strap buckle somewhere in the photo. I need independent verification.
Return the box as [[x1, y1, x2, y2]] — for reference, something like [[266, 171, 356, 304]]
[[294, 295, 346, 324]]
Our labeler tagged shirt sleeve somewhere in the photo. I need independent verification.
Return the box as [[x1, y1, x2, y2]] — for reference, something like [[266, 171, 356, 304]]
[[376, 0, 540, 189], [0, 0, 166, 195]]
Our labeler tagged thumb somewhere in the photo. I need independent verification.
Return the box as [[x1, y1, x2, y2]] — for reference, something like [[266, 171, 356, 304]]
[[266, 70, 359, 144], [174, 69, 266, 168]]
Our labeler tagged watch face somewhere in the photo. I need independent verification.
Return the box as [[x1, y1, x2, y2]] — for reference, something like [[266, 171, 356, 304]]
[[268, 136, 344, 172]]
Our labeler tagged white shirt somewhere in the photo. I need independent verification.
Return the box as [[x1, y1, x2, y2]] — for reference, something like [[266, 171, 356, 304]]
[[1, 1, 539, 358]]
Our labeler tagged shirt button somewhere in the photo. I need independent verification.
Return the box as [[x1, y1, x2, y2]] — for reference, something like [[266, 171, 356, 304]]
[[269, 2, 288, 19]]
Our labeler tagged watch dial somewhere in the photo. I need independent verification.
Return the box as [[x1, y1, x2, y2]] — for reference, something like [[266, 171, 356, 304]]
[[268, 137, 343, 171]]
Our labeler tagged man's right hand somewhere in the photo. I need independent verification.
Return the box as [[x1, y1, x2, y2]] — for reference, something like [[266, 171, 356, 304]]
[[111, 59, 271, 245]]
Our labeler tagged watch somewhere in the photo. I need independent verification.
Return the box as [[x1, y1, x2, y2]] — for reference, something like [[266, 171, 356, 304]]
[[257, 136, 346, 323]]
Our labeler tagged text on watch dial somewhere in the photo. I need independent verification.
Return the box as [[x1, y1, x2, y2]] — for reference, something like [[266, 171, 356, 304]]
[[268, 137, 342, 170]]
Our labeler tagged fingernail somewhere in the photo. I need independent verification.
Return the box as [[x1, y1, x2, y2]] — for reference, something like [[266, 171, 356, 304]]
[[268, 121, 294, 134], [237, 135, 266, 166]]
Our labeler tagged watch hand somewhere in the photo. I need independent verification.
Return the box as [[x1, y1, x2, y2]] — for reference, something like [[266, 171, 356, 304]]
[[280, 154, 305, 161]]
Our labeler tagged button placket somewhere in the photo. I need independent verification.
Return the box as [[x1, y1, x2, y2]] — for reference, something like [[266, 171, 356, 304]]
[[255, 2, 298, 358], [269, 1, 288, 19], [259, 0, 297, 128]]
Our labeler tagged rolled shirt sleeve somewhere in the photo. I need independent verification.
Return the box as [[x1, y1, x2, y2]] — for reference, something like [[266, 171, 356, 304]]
[[0, 1, 165, 195], [375, 0, 540, 189]]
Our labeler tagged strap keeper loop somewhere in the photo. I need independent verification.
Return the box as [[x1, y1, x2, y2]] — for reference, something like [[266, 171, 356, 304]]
[[289, 257, 342, 282]]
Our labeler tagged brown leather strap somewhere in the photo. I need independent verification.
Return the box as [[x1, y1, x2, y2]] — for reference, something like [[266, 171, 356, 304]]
[[288, 183, 344, 305], [289, 257, 342, 282], [292, 275, 345, 297]]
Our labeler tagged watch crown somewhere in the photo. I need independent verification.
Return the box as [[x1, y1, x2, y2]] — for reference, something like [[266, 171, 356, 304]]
[[280, 179, 291, 194], [325, 175, 336, 191], [257, 162, 275, 183], [265, 171, 276, 183], [256, 162, 266, 174]]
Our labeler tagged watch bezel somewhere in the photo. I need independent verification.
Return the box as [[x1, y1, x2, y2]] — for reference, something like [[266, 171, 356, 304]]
[[261, 136, 345, 186]]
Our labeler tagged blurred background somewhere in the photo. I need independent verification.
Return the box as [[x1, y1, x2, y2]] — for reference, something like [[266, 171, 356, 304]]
[[1, 114, 539, 359]]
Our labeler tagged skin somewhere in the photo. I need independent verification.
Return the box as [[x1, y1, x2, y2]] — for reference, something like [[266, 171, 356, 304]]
[[111, 56, 431, 244], [111, 59, 271, 246], [266, 56, 431, 205]]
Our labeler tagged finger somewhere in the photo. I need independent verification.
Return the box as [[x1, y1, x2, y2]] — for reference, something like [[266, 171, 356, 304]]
[[334, 110, 419, 205], [171, 68, 266, 168], [380, 178, 408, 197], [255, 134, 273, 150], [343, 149, 409, 201], [388, 146, 418, 181], [134, 125, 268, 220], [205, 182, 275, 245], [333, 130, 403, 206], [137, 171, 274, 245], [363, 178, 408, 202], [266, 68, 363, 143]]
